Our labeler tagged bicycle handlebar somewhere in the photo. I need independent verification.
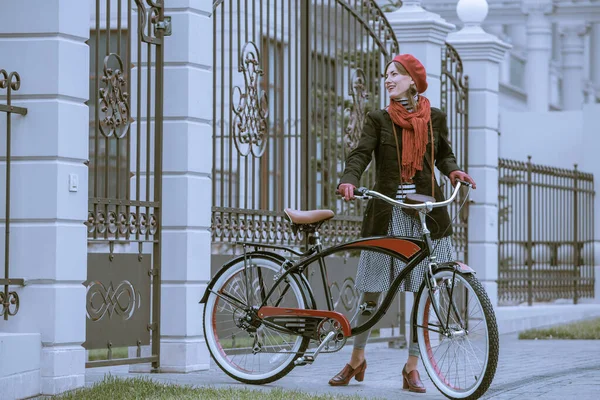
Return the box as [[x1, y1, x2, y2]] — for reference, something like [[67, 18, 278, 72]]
[[354, 180, 471, 212]]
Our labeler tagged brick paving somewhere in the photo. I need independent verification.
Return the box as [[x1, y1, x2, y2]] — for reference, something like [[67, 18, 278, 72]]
[[86, 334, 600, 399]]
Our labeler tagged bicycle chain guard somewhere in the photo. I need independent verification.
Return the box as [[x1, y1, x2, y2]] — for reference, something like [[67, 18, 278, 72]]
[[257, 306, 351, 341]]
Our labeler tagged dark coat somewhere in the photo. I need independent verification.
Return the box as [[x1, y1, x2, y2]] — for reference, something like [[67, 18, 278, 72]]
[[339, 107, 461, 240]]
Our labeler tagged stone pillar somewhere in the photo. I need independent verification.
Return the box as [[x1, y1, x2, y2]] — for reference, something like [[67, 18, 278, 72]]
[[385, 0, 455, 107], [591, 24, 600, 101], [582, 103, 600, 303], [0, 0, 89, 395], [156, 0, 213, 372], [486, 24, 511, 84], [560, 23, 590, 110], [523, 0, 553, 112], [447, 0, 510, 307], [506, 24, 527, 52]]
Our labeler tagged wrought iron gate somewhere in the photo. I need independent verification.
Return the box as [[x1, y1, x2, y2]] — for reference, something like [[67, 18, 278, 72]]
[[212, 0, 398, 247], [440, 43, 469, 263], [85, 0, 166, 368], [211, 0, 401, 336]]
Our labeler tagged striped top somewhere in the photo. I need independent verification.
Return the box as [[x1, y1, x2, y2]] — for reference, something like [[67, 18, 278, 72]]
[[395, 94, 419, 113], [396, 183, 416, 200]]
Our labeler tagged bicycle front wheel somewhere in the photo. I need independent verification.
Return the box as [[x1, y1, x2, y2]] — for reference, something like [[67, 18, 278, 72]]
[[415, 268, 499, 399], [203, 256, 310, 384]]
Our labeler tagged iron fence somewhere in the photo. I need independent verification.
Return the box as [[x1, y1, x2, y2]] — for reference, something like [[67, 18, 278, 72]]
[[440, 43, 469, 263], [0, 69, 27, 320], [498, 156, 595, 305]]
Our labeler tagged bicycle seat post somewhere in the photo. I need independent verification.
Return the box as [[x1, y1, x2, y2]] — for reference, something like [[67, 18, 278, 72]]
[[311, 230, 323, 252]]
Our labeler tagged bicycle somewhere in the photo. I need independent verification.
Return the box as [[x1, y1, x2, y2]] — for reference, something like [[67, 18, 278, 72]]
[[200, 180, 499, 399]]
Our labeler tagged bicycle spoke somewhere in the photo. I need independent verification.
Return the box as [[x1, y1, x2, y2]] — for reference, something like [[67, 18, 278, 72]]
[[415, 323, 443, 334], [211, 289, 247, 310]]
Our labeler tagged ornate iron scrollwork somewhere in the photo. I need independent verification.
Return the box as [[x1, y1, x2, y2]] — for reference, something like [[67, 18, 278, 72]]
[[98, 53, 130, 139], [330, 277, 358, 313], [86, 210, 158, 237], [0, 291, 20, 318], [86, 280, 141, 321], [231, 42, 269, 158], [344, 69, 369, 151], [0, 69, 21, 92], [441, 43, 469, 115], [135, 0, 164, 44]]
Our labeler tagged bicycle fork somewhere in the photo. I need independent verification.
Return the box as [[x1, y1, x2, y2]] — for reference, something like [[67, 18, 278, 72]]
[[419, 212, 446, 327]]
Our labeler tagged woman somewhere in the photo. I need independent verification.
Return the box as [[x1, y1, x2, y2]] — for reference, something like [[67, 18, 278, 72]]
[[330, 54, 476, 392]]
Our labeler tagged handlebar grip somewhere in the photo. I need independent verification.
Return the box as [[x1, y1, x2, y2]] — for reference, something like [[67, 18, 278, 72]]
[[456, 179, 472, 188], [354, 187, 368, 196]]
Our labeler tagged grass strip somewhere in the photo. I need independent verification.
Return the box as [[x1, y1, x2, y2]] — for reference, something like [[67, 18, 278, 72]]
[[55, 375, 377, 400], [519, 317, 600, 340]]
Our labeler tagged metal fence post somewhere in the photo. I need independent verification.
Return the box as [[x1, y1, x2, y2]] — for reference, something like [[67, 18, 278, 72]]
[[573, 164, 579, 304], [0, 69, 27, 320], [526, 155, 533, 306]]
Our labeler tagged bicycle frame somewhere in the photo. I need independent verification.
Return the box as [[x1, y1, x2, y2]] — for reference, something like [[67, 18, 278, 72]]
[[229, 211, 464, 339], [200, 182, 475, 340]]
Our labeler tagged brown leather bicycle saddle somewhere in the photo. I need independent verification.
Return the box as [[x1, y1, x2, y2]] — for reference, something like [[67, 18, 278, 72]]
[[284, 208, 335, 225]]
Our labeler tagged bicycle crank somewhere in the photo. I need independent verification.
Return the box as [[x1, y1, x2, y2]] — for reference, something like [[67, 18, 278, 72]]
[[294, 330, 336, 366]]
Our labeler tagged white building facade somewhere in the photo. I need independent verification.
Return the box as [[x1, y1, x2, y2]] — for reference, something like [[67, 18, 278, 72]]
[[0, 0, 599, 399]]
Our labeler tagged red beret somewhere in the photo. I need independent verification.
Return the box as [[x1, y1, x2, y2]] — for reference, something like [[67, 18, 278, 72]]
[[392, 54, 428, 94]]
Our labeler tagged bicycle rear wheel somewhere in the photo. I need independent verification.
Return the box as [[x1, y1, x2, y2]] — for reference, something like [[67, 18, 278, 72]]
[[415, 268, 499, 399], [203, 256, 310, 384]]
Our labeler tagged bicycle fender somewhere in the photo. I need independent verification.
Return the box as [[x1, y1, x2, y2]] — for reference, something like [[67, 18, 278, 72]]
[[199, 251, 285, 304], [199, 251, 316, 309], [434, 261, 476, 274]]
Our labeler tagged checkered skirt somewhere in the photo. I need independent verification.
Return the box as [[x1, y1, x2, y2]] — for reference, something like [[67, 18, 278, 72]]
[[355, 187, 455, 293]]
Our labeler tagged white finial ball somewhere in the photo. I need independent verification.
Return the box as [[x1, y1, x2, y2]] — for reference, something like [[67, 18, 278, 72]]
[[457, 0, 489, 26]]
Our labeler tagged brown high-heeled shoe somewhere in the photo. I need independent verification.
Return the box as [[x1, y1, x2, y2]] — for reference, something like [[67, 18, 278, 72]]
[[402, 364, 426, 393], [328, 360, 367, 386]]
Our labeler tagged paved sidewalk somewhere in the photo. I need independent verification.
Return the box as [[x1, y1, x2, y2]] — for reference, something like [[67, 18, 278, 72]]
[[87, 334, 600, 399]]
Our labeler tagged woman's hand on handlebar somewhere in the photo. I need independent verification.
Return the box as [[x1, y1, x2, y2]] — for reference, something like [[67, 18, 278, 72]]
[[449, 170, 476, 189], [337, 183, 356, 201]]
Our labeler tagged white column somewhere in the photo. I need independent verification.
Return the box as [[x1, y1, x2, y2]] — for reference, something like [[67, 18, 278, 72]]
[[447, 0, 510, 308], [0, 0, 89, 395], [155, 1, 212, 372], [561, 23, 590, 110], [385, 1, 455, 107], [486, 24, 512, 84], [591, 24, 600, 100], [523, 0, 553, 112], [506, 24, 527, 52], [581, 103, 600, 304]]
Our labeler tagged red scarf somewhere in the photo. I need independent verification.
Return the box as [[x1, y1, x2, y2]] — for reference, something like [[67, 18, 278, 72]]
[[387, 96, 431, 182]]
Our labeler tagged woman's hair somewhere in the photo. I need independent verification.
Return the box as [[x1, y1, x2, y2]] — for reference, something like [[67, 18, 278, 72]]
[[386, 60, 419, 111]]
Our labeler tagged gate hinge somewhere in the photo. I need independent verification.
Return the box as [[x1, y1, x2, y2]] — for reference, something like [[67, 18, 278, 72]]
[[148, 268, 159, 277], [155, 16, 172, 36], [147, 322, 158, 331]]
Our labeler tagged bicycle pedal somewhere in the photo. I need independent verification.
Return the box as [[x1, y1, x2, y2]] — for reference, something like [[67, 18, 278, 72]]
[[294, 355, 314, 366], [359, 300, 377, 316]]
